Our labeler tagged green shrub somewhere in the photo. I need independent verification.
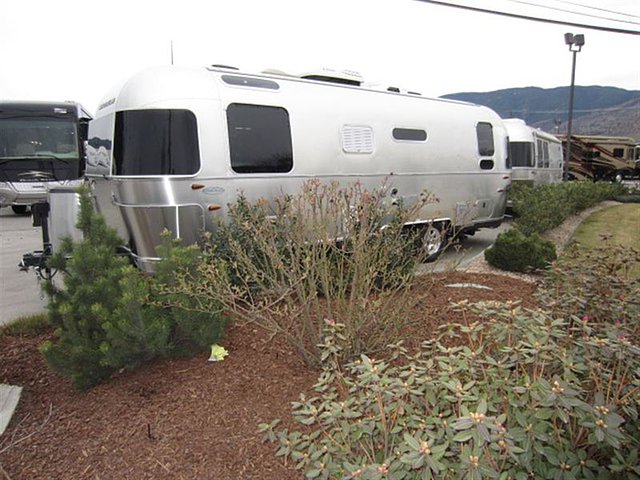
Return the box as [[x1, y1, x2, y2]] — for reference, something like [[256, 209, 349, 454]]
[[260, 304, 640, 480], [614, 194, 640, 203], [40, 188, 228, 390], [611, 185, 640, 203], [484, 228, 556, 272], [151, 234, 229, 354], [509, 183, 570, 235], [209, 195, 277, 290], [511, 181, 625, 236], [564, 181, 625, 213]]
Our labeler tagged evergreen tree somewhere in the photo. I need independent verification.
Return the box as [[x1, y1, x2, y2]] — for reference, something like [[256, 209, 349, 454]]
[[40, 187, 228, 390]]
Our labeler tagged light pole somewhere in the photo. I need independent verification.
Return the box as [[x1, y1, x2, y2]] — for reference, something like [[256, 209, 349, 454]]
[[563, 32, 585, 181]]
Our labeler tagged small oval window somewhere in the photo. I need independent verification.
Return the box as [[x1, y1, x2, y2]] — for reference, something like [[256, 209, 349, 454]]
[[392, 128, 427, 142], [480, 159, 495, 170]]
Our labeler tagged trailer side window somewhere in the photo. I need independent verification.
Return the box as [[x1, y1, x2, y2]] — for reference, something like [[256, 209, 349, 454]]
[[392, 128, 427, 142], [536, 139, 544, 168], [114, 109, 199, 176], [476, 122, 494, 156], [627, 148, 634, 160], [505, 137, 511, 169], [509, 142, 534, 167], [543, 142, 550, 167], [227, 103, 293, 174]]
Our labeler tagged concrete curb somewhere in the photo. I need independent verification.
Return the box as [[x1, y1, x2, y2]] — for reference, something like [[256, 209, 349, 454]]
[[0, 384, 22, 435]]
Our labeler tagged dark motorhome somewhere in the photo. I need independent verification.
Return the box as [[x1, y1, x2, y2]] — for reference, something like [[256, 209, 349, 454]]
[[0, 101, 92, 214]]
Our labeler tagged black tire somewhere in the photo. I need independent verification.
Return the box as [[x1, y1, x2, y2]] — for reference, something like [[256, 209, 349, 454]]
[[421, 222, 448, 262], [11, 205, 28, 215]]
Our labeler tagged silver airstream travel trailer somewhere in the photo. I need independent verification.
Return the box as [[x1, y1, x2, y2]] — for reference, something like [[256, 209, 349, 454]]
[[0, 101, 92, 214], [85, 66, 511, 271], [503, 119, 563, 186]]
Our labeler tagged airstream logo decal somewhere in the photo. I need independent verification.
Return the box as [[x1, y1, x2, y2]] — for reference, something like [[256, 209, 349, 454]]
[[17, 170, 54, 181], [202, 186, 225, 196]]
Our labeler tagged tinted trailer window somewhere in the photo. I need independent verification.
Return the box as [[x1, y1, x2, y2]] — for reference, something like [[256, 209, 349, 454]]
[[114, 110, 199, 176], [227, 104, 293, 174], [476, 122, 495, 156], [509, 141, 535, 167]]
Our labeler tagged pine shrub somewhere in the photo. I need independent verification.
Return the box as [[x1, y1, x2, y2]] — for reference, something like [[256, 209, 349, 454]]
[[40, 188, 228, 390], [484, 228, 556, 272]]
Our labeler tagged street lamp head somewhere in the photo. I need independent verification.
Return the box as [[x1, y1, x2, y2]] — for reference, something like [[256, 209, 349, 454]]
[[565, 32, 585, 52]]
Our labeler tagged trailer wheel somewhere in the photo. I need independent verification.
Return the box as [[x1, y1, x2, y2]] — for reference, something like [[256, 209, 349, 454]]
[[422, 222, 448, 262], [11, 205, 28, 215]]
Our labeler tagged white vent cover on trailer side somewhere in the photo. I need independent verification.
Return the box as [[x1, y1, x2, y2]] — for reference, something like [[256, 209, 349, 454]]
[[342, 125, 374, 154]]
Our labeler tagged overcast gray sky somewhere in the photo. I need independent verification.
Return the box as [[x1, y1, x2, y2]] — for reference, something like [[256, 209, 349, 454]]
[[2, 0, 639, 113]]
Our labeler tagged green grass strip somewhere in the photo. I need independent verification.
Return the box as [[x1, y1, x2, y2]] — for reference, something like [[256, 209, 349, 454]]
[[570, 204, 640, 250], [568, 203, 640, 278], [0, 313, 49, 337]]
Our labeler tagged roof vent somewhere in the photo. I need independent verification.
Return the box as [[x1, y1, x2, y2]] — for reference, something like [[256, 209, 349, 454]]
[[300, 68, 363, 86]]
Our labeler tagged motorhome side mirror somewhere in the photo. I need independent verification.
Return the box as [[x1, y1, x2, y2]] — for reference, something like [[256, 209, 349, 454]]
[[78, 121, 89, 140]]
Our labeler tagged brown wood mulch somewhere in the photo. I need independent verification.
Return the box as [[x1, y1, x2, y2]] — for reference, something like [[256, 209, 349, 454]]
[[0, 272, 538, 480]]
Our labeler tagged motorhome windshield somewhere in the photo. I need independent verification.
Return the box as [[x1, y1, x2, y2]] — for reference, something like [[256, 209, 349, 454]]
[[509, 141, 534, 167], [0, 117, 80, 161]]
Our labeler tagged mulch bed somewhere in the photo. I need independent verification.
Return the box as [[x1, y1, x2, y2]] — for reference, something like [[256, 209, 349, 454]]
[[0, 272, 538, 480]]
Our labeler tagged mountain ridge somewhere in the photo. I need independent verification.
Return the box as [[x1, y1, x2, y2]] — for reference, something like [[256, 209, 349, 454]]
[[441, 86, 640, 140]]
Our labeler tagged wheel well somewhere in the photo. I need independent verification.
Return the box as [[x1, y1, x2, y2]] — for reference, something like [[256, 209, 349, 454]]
[[408, 220, 452, 261]]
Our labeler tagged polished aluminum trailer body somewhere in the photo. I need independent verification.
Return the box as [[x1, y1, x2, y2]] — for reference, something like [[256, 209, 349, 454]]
[[86, 66, 511, 270], [504, 118, 563, 186]]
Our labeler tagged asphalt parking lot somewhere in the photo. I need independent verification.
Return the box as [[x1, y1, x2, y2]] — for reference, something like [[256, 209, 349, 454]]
[[0, 208, 48, 325]]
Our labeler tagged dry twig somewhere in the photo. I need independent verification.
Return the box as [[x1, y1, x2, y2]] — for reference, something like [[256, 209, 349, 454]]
[[0, 403, 53, 455]]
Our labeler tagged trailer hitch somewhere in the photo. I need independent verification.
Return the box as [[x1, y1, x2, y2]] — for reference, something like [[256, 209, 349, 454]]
[[19, 202, 55, 279]]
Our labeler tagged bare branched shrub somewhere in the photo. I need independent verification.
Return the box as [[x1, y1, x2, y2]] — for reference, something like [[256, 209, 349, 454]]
[[166, 180, 434, 366]]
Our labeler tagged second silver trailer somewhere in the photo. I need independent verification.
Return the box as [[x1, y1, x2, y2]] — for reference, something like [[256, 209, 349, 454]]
[[503, 118, 563, 186], [85, 65, 511, 271]]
